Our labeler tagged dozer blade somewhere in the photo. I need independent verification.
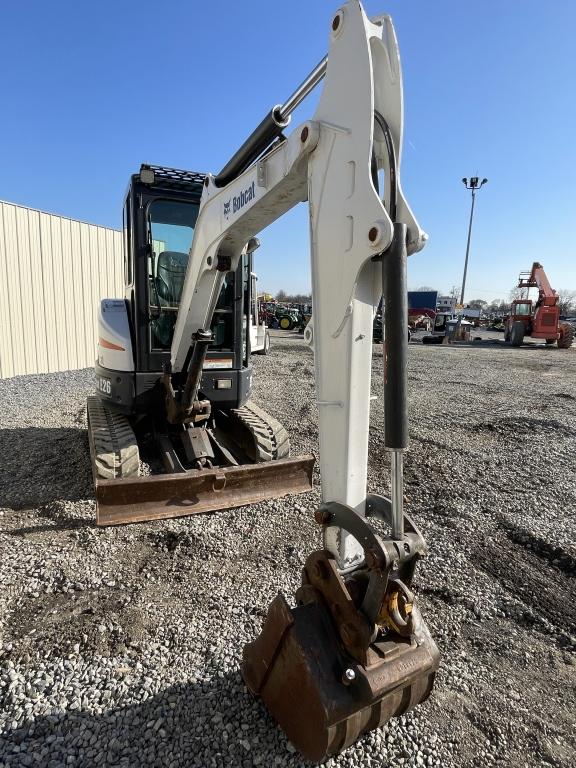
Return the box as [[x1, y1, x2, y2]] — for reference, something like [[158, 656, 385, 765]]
[[94, 456, 314, 526]]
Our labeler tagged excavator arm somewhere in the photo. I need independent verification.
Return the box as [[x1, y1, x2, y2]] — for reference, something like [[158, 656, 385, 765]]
[[170, 0, 425, 563], [167, 1, 438, 758]]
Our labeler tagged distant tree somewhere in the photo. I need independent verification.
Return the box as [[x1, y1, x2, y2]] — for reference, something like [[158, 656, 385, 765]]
[[485, 299, 510, 316], [275, 289, 312, 304], [557, 289, 576, 315], [415, 285, 437, 292], [467, 299, 487, 309], [509, 285, 527, 302]]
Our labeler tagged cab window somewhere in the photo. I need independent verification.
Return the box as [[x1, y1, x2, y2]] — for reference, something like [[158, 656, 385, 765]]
[[147, 199, 198, 349], [146, 198, 236, 352], [513, 303, 531, 316]]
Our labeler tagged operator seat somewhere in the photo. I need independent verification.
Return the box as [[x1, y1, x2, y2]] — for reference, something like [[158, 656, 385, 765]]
[[151, 251, 189, 347], [155, 251, 189, 305]]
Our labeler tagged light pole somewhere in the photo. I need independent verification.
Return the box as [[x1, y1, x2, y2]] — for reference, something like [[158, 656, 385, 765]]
[[460, 176, 487, 306]]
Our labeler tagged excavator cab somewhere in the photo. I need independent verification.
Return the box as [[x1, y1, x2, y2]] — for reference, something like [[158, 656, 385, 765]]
[[104, 166, 253, 413]]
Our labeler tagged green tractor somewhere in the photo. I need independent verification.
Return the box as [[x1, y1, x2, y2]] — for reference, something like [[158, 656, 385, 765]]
[[276, 306, 301, 330]]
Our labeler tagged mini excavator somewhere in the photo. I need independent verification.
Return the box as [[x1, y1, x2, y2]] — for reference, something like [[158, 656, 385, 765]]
[[88, 165, 310, 525], [88, 1, 439, 759]]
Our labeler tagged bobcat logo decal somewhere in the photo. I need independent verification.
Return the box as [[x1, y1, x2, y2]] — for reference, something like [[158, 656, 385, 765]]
[[223, 181, 256, 220]]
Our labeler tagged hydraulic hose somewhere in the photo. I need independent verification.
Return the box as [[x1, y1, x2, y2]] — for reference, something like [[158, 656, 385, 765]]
[[373, 110, 398, 223]]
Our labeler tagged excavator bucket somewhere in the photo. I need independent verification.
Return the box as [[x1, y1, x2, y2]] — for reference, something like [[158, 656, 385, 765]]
[[242, 501, 440, 761], [93, 456, 314, 526], [243, 593, 438, 762]]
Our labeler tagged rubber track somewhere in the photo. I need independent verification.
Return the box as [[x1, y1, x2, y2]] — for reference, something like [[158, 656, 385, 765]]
[[87, 396, 140, 480], [230, 401, 290, 462]]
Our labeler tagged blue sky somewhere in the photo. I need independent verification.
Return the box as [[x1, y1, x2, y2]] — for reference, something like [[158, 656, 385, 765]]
[[1, 0, 575, 301]]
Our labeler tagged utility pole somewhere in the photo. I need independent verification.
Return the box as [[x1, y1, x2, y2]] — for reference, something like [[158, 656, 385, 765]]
[[460, 177, 488, 306]]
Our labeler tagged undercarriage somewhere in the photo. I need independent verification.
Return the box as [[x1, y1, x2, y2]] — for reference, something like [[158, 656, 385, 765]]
[[87, 396, 313, 525]]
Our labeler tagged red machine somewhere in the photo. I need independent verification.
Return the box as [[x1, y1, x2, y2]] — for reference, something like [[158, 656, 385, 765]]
[[505, 262, 574, 348]]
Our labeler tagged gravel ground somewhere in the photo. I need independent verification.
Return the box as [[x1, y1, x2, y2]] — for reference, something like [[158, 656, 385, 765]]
[[1, 330, 575, 768]]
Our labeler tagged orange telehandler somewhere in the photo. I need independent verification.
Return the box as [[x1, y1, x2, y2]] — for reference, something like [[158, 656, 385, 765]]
[[505, 262, 574, 348]]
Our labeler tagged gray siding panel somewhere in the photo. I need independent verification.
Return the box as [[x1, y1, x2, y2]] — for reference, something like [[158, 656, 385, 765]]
[[0, 200, 124, 378]]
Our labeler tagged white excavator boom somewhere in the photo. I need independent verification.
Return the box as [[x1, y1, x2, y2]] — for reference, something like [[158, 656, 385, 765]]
[[170, 0, 425, 567]]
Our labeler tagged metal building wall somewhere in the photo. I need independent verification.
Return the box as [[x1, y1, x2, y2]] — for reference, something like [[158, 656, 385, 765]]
[[0, 200, 124, 378]]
